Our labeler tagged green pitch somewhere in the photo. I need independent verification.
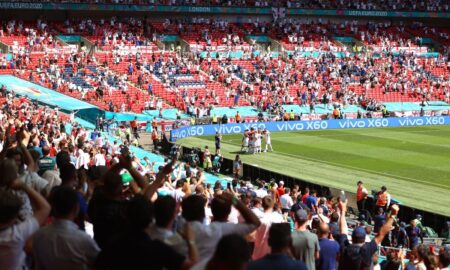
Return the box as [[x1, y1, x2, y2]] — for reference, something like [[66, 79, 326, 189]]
[[178, 125, 450, 216]]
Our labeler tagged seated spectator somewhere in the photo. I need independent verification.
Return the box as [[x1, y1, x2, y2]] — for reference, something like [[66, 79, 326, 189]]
[[248, 223, 307, 270], [33, 186, 100, 270]]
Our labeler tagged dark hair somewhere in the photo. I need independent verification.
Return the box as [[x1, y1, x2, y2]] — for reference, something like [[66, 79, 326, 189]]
[[383, 252, 402, 270], [268, 223, 291, 251], [42, 145, 50, 156], [211, 196, 231, 221], [126, 195, 153, 231], [0, 189, 22, 224], [5, 148, 23, 163], [439, 251, 450, 268], [59, 163, 77, 184], [49, 186, 79, 218], [103, 170, 123, 196], [181, 195, 206, 222], [154, 196, 176, 228], [262, 196, 274, 210], [331, 212, 340, 222], [212, 234, 251, 268], [56, 150, 71, 169]]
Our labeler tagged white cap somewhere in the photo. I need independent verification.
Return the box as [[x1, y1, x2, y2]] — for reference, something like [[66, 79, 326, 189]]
[[279, 181, 284, 185]]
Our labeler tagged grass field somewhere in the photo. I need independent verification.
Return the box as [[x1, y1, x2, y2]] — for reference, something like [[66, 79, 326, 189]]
[[178, 125, 450, 216]]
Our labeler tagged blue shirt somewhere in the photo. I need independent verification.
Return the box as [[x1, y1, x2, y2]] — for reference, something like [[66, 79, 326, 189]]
[[248, 253, 307, 270], [317, 238, 340, 270], [306, 195, 317, 210]]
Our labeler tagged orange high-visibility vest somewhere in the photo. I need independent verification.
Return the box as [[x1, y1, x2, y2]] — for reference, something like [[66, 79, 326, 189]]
[[376, 192, 388, 206]]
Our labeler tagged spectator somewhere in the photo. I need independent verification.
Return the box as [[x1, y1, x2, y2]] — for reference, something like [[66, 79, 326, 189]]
[[407, 219, 423, 250], [280, 187, 293, 213], [337, 199, 400, 270], [182, 193, 261, 259], [0, 177, 50, 270], [33, 186, 100, 270], [248, 223, 307, 270], [306, 189, 319, 212], [59, 163, 88, 230], [191, 234, 251, 270], [291, 209, 320, 270], [146, 195, 188, 255], [88, 153, 156, 248], [317, 223, 340, 270], [95, 195, 199, 270], [374, 208, 386, 233], [252, 196, 284, 260]]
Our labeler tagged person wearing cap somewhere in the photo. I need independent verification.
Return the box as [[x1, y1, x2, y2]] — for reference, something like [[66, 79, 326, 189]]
[[291, 209, 320, 270], [375, 186, 391, 212], [356, 181, 368, 212], [337, 199, 400, 270], [276, 181, 285, 198], [248, 223, 307, 270]]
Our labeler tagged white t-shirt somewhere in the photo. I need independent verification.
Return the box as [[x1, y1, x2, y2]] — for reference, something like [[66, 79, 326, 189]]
[[190, 220, 258, 259], [94, 153, 106, 166], [280, 193, 294, 210], [20, 171, 49, 194], [252, 211, 284, 260], [0, 217, 39, 270]]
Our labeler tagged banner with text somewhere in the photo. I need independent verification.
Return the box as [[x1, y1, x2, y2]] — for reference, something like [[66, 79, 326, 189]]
[[170, 116, 450, 141], [0, 3, 448, 19]]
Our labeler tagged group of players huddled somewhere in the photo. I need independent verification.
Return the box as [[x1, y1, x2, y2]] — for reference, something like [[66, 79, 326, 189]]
[[241, 128, 273, 154]]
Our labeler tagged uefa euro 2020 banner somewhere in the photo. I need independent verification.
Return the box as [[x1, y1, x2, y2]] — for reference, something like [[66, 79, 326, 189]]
[[170, 116, 450, 141]]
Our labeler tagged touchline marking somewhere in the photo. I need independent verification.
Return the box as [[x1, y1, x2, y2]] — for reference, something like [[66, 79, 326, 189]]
[[216, 140, 450, 189]]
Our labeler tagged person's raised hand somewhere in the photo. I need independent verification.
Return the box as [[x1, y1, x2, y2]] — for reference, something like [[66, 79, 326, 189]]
[[180, 222, 195, 242], [119, 152, 133, 170], [390, 204, 400, 216], [9, 178, 25, 190], [161, 156, 177, 175], [338, 198, 348, 213]]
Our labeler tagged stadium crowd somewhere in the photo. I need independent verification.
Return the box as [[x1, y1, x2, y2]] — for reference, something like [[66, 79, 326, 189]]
[[1, 17, 449, 118], [0, 86, 449, 270]]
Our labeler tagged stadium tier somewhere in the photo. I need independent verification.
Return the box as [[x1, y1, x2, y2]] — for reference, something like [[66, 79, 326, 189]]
[[0, 4, 449, 270]]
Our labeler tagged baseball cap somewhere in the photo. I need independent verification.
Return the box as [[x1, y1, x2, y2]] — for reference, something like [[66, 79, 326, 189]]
[[279, 181, 284, 185], [352, 226, 367, 241], [295, 209, 308, 222]]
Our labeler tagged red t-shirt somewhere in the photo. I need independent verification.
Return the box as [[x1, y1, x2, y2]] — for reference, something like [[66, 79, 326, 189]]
[[277, 187, 285, 197]]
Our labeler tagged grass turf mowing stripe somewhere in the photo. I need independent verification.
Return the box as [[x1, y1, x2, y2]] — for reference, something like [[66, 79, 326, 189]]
[[178, 126, 450, 216]]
